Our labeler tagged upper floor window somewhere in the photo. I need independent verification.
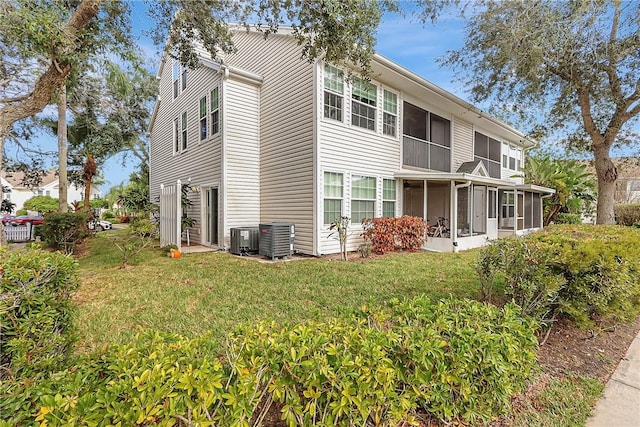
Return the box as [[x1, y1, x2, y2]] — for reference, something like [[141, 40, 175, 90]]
[[173, 117, 179, 153], [173, 62, 179, 99], [351, 175, 376, 222], [323, 171, 343, 225], [211, 87, 219, 135], [383, 178, 396, 217], [474, 131, 501, 178], [323, 65, 343, 121], [181, 111, 188, 151], [199, 97, 208, 141], [383, 90, 397, 137], [351, 78, 376, 131], [181, 66, 187, 91]]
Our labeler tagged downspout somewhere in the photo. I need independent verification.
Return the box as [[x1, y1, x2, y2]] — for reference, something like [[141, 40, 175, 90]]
[[452, 180, 471, 253], [220, 65, 230, 249]]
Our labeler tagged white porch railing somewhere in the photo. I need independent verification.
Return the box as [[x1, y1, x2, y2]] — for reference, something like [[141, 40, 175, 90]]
[[159, 181, 182, 251]]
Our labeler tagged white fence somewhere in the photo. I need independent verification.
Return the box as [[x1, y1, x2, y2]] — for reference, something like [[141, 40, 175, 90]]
[[4, 224, 33, 242], [159, 181, 182, 250]]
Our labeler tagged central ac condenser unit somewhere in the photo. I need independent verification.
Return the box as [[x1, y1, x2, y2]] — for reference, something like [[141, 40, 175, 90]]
[[258, 222, 295, 259], [230, 227, 259, 255]]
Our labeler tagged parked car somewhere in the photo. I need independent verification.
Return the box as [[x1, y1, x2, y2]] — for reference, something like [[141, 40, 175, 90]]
[[1, 215, 16, 225], [9, 215, 45, 226], [88, 219, 112, 231]]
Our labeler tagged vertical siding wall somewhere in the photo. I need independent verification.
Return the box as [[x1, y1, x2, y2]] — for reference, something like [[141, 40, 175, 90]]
[[149, 57, 223, 244], [224, 79, 260, 241], [224, 32, 315, 254], [452, 118, 474, 171]]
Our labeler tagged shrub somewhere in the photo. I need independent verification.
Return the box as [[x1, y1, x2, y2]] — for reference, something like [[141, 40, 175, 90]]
[[2, 297, 538, 426], [40, 212, 89, 253], [362, 215, 426, 254], [102, 210, 115, 219], [0, 248, 79, 379], [129, 216, 158, 237], [478, 225, 640, 328], [117, 215, 131, 223], [614, 203, 640, 226], [16, 208, 27, 216], [554, 212, 581, 224]]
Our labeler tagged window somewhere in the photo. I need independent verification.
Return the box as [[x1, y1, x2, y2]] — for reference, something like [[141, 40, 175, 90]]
[[499, 190, 515, 229], [351, 78, 376, 131], [323, 65, 343, 121], [46, 190, 50, 197], [181, 112, 187, 151], [173, 117, 179, 152], [323, 172, 343, 224], [351, 175, 376, 222], [37, 189, 44, 196], [502, 142, 508, 168], [474, 132, 501, 178], [173, 62, 179, 99], [383, 90, 397, 137], [199, 96, 207, 141], [210, 87, 219, 135], [181, 65, 187, 91], [383, 179, 396, 217]]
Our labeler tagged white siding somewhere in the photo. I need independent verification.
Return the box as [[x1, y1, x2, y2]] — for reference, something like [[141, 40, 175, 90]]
[[452, 118, 474, 172], [224, 79, 260, 244], [224, 32, 315, 254], [149, 53, 224, 244]]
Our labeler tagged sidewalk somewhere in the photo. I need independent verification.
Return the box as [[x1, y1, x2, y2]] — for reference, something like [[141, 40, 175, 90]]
[[586, 330, 640, 427]]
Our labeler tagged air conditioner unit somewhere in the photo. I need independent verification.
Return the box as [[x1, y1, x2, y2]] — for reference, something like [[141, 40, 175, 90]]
[[230, 227, 259, 255], [258, 222, 295, 260]]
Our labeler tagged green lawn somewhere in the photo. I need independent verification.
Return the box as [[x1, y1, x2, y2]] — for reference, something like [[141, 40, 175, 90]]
[[75, 234, 480, 352]]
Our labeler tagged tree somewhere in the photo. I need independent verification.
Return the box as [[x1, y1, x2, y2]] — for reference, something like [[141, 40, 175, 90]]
[[23, 195, 59, 214], [517, 155, 596, 225], [442, 0, 640, 224]]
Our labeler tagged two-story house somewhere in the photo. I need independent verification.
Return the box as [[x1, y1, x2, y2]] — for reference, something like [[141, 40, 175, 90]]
[[149, 27, 554, 255]]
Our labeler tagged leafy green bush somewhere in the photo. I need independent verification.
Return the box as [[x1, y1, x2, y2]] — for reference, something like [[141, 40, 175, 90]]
[[102, 210, 115, 219], [554, 213, 581, 224], [129, 216, 158, 237], [41, 212, 89, 253], [361, 216, 426, 254], [2, 297, 538, 426], [23, 195, 58, 214], [16, 208, 27, 215], [478, 225, 640, 328], [0, 248, 79, 379], [614, 203, 640, 226]]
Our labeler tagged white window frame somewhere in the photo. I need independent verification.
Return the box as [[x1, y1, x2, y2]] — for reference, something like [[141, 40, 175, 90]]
[[351, 175, 376, 223], [181, 65, 187, 91], [351, 77, 377, 131], [474, 131, 501, 179], [382, 178, 396, 217], [323, 171, 344, 225], [173, 117, 180, 153], [383, 89, 397, 137], [199, 96, 208, 141], [172, 62, 179, 99], [210, 87, 220, 136], [323, 64, 344, 122], [181, 111, 188, 151]]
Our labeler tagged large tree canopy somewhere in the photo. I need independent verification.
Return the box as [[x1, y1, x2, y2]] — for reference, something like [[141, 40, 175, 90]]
[[442, 0, 640, 224]]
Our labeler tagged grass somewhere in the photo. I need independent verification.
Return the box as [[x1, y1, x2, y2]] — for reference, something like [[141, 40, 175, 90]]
[[75, 234, 480, 352]]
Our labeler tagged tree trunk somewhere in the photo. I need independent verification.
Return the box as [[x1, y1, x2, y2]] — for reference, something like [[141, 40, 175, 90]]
[[593, 144, 617, 224], [58, 85, 69, 212], [0, 0, 102, 140], [83, 155, 97, 211]]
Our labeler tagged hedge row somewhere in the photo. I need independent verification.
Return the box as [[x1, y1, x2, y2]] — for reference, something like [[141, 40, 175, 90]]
[[1, 297, 538, 426], [477, 225, 640, 327], [0, 248, 79, 379], [614, 203, 640, 226], [361, 216, 427, 254]]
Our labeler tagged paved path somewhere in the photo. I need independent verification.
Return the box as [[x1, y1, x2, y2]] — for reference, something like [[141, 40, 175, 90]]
[[586, 330, 640, 427]]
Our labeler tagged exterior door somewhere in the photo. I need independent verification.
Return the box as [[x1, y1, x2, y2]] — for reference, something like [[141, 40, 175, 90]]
[[473, 186, 487, 234], [206, 188, 218, 246]]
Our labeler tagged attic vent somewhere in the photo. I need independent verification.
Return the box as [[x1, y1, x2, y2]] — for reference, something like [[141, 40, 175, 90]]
[[258, 223, 295, 260]]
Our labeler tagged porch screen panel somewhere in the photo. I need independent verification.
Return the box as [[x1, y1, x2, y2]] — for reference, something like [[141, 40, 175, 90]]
[[430, 144, 450, 172], [533, 193, 542, 228], [457, 186, 470, 236], [524, 192, 533, 229], [430, 114, 451, 147], [403, 135, 429, 169]]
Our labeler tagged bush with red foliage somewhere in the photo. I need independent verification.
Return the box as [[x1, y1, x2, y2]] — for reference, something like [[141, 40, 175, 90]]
[[361, 216, 426, 254], [118, 215, 131, 223]]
